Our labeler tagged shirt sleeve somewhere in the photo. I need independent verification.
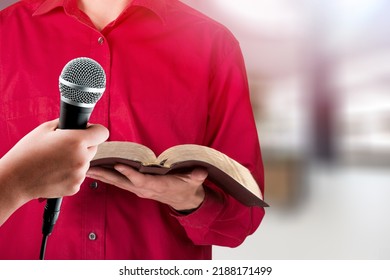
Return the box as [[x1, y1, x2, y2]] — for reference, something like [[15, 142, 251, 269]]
[[170, 35, 266, 247]]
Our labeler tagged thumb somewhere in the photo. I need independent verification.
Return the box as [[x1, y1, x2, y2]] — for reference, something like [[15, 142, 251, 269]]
[[34, 118, 59, 133], [190, 168, 208, 182]]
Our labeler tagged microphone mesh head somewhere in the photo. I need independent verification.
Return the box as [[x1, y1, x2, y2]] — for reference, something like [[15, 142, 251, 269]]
[[59, 57, 106, 105]]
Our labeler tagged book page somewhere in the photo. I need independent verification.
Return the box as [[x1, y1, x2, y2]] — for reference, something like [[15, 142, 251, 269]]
[[93, 141, 158, 165], [158, 144, 263, 200]]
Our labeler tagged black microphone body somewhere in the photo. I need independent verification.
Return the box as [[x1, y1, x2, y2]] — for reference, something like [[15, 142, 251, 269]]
[[42, 57, 106, 237], [59, 102, 94, 130]]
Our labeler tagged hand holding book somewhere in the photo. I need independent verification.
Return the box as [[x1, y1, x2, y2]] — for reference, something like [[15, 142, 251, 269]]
[[87, 163, 208, 211], [90, 142, 269, 207]]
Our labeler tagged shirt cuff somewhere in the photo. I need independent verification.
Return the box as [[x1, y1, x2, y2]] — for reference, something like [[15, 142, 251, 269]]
[[170, 185, 226, 240]]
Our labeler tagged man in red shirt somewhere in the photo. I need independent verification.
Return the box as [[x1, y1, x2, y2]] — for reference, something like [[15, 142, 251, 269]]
[[0, 0, 265, 259]]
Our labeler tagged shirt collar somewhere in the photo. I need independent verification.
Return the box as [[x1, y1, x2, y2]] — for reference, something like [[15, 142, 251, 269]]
[[132, 0, 167, 22], [31, 0, 167, 22], [30, 0, 64, 16]]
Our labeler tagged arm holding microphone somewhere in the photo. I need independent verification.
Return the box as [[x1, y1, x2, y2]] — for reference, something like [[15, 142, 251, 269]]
[[0, 119, 109, 227]]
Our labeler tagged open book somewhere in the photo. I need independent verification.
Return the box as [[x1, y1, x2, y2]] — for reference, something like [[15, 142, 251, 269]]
[[90, 142, 268, 207]]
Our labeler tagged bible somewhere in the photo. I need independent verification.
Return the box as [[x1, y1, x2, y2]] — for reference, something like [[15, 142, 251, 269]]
[[90, 142, 268, 207]]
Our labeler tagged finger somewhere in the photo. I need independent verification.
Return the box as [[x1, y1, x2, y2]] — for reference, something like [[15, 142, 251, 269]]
[[41, 118, 60, 131], [114, 164, 143, 182], [190, 168, 208, 182], [86, 145, 98, 159], [54, 123, 109, 146], [83, 124, 110, 146], [87, 167, 132, 188]]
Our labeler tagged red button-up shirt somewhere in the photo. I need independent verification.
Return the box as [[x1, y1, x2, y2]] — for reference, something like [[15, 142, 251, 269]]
[[0, 0, 265, 259]]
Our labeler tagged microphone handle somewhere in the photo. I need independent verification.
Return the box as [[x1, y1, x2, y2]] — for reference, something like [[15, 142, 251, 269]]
[[59, 101, 94, 130], [42, 101, 93, 236]]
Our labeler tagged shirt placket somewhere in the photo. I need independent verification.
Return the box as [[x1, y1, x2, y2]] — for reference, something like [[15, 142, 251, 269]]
[[81, 28, 111, 260]]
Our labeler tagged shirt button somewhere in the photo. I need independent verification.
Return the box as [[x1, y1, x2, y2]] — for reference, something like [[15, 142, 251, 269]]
[[90, 181, 99, 189], [97, 37, 104, 45], [88, 232, 97, 241]]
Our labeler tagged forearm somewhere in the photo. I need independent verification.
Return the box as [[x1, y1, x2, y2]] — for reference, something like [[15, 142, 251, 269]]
[[0, 159, 29, 227]]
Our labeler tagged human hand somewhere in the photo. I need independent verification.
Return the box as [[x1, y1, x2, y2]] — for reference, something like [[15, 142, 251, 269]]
[[86, 165, 207, 211], [0, 119, 109, 202]]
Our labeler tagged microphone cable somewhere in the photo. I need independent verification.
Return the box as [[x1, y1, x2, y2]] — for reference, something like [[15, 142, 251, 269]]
[[40, 197, 62, 260], [39, 234, 48, 260]]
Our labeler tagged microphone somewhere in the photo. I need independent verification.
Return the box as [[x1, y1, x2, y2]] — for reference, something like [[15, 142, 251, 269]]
[[41, 57, 106, 239]]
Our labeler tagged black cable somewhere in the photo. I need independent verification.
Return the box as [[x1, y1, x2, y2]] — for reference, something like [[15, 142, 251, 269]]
[[40, 198, 62, 260], [39, 234, 48, 260]]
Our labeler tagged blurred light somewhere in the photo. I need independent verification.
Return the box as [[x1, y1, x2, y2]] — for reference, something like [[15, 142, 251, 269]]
[[335, 0, 383, 15], [326, 0, 385, 35], [213, 0, 302, 33]]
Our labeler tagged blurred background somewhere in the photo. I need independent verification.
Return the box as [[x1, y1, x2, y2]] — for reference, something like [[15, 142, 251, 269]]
[[180, 0, 390, 260], [2, 0, 390, 259]]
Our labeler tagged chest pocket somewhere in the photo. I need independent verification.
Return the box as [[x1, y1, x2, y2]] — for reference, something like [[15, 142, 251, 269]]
[[0, 97, 59, 155]]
